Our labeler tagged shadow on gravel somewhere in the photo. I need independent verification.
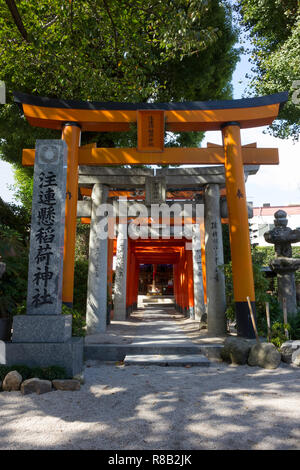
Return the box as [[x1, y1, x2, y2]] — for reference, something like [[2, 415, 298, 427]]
[[0, 362, 300, 450]]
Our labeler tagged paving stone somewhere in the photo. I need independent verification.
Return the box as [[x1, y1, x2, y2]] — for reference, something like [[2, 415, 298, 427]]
[[124, 354, 210, 367]]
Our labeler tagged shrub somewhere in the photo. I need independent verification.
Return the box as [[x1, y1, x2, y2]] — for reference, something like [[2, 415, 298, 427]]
[[222, 256, 271, 325], [0, 365, 11, 381], [0, 226, 28, 318], [73, 258, 88, 313], [288, 311, 300, 339], [62, 304, 86, 337], [0, 364, 68, 382], [12, 302, 86, 337], [9, 364, 32, 380], [29, 366, 67, 381], [269, 322, 289, 348]]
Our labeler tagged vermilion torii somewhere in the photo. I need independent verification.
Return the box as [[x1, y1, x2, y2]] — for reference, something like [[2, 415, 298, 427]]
[[14, 91, 288, 337]]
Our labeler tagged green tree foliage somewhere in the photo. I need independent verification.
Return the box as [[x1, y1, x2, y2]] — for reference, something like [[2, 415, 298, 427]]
[[222, 223, 231, 264], [0, 196, 30, 242], [235, 0, 300, 140], [0, 225, 28, 318], [0, 1, 239, 320], [0, 0, 239, 170], [0, 196, 30, 318]]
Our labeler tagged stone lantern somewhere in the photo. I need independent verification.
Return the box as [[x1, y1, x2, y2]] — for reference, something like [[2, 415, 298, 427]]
[[264, 210, 300, 315]]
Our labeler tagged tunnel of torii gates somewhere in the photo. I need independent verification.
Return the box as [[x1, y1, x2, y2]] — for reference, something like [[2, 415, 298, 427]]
[[15, 91, 288, 338]]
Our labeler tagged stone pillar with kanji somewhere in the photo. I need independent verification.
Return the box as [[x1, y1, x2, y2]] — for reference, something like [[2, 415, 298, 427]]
[[3, 140, 83, 377]]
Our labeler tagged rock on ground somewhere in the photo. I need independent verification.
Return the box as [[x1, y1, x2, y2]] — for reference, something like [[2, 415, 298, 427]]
[[292, 349, 300, 366], [21, 378, 52, 395], [280, 340, 300, 364], [220, 336, 254, 365], [52, 380, 80, 391], [248, 343, 281, 369], [2, 371, 22, 392]]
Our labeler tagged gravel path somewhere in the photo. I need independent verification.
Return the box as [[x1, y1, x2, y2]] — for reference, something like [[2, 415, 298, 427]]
[[1, 303, 300, 450], [0, 361, 300, 450]]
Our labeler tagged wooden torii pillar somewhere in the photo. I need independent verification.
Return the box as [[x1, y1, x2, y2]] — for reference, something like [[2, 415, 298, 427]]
[[15, 91, 288, 337]]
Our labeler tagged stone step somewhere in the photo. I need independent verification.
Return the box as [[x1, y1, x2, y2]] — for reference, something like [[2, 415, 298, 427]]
[[84, 343, 223, 362], [142, 296, 174, 304], [124, 354, 210, 367]]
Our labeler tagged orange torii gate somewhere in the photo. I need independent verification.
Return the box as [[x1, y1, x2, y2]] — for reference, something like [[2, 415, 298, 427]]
[[14, 91, 288, 337]]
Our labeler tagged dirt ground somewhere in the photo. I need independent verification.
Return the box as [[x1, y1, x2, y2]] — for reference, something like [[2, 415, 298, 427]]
[[1, 305, 299, 451]]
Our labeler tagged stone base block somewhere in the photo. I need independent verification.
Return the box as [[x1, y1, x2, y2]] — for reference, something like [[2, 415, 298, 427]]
[[0, 337, 83, 378], [114, 308, 127, 321], [126, 306, 132, 316], [12, 315, 72, 343], [189, 307, 195, 319]]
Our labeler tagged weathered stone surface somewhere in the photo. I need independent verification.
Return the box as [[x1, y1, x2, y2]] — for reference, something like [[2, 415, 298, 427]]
[[280, 340, 300, 363], [4, 337, 84, 378], [221, 336, 254, 365], [274, 266, 300, 315], [73, 373, 85, 384], [79, 167, 153, 176], [156, 165, 259, 177], [220, 197, 253, 219], [201, 345, 223, 362], [192, 223, 205, 321], [264, 210, 300, 316], [204, 184, 226, 336], [12, 314, 72, 343], [145, 177, 166, 205], [26, 140, 67, 316], [114, 223, 128, 320], [78, 175, 148, 188], [248, 343, 281, 369], [264, 210, 300, 258], [52, 379, 80, 391], [21, 378, 52, 395], [86, 183, 109, 334], [292, 348, 300, 366], [2, 371, 22, 391]]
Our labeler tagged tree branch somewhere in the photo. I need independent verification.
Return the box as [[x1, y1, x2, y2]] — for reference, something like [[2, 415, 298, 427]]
[[102, 0, 119, 67], [5, 0, 29, 42], [42, 15, 59, 30]]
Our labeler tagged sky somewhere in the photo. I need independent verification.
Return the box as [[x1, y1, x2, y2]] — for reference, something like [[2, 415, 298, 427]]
[[0, 29, 299, 207]]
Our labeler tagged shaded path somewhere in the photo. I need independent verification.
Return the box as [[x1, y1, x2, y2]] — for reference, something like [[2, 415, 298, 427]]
[[84, 298, 223, 363], [1, 299, 300, 450]]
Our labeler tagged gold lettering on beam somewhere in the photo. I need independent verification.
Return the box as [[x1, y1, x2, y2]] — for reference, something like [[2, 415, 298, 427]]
[[137, 110, 165, 152]]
